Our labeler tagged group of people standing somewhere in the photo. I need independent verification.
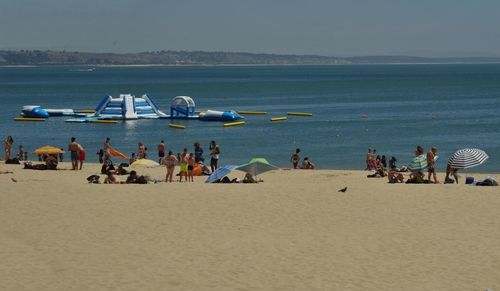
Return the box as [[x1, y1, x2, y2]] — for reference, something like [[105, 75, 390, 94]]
[[97, 137, 221, 183]]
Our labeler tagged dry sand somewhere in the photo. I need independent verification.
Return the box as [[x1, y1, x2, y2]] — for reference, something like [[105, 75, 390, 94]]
[[0, 162, 499, 291]]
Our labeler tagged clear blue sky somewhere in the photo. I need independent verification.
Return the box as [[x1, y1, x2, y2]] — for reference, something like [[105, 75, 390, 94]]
[[1, 0, 499, 57]]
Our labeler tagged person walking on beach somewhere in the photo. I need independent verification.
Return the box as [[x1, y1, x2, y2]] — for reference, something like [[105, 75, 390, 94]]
[[157, 140, 165, 163], [164, 150, 177, 183], [68, 137, 82, 170], [209, 140, 220, 173], [194, 142, 204, 163], [4, 136, 13, 161], [291, 148, 300, 169], [427, 147, 439, 184]]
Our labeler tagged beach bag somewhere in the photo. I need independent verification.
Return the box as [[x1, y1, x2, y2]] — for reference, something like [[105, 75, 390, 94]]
[[86, 175, 100, 184]]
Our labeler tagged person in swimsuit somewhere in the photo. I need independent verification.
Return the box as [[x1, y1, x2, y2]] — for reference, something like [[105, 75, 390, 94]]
[[164, 151, 178, 183], [157, 140, 165, 163], [45, 154, 58, 170], [78, 146, 86, 170], [427, 147, 439, 184], [187, 153, 195, 182], [291, 148, 300, 169], [209, 140, 220, 173], [138, 142, 146, 159], [129, 153, 136, 165], [103, 137, 111, 163], [104, 170, 118, 184], [194, 142, 204, 163], [179, 148, 188, 182], [4, 136, 13, 162], [67, 137, 81, 170]]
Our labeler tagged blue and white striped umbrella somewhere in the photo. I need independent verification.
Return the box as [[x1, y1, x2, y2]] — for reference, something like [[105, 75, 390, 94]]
[[448, 148, 488, 169]]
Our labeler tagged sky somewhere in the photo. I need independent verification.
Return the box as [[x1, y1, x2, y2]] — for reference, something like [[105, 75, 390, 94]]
[[1, 0, 499, 57]]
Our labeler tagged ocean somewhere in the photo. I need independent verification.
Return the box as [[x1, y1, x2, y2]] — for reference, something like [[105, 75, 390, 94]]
[[1, 64, 499, 172]]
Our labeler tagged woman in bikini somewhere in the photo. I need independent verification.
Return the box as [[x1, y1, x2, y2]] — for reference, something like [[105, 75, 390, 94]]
[[165, 151, 177, 183]]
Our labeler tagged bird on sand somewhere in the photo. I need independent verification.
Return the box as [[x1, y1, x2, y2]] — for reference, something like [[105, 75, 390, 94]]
[[11, 178, 17, 183], [338, 187, 347, 192]]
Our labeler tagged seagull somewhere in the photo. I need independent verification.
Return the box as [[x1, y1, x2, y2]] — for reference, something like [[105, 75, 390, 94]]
[[338, 187, 347, 192], [11, 178, 17, 183]]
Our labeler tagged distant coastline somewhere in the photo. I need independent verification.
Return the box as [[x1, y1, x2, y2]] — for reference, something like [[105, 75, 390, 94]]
[[1, 50, 500, 66]]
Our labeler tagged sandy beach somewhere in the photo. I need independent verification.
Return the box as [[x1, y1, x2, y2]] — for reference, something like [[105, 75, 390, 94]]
[[1, 162, 499, 291]]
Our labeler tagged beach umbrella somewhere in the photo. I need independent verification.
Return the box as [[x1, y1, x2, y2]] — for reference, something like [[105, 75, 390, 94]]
[[236, 158, 279, 177], [109, 147, 128, 161], [448, 148, 488, 169], [408, 154, 428, 172], [32, 146, 64, 155], [130, 159, 160, 168], [206, 165, 239, 183]]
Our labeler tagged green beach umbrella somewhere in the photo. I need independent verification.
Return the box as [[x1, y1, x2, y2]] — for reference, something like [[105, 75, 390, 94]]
[[408, 154, 428, 172], [236, 158, 279, 177]]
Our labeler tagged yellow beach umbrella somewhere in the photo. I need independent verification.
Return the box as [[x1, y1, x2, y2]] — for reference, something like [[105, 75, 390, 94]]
[[130, 159, 160, 168], [32, 146, 64, 155]]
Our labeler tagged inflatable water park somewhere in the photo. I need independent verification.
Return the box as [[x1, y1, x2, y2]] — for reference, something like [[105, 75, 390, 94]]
[[17, 94, 313, 127], [18, 95, 244, 122]]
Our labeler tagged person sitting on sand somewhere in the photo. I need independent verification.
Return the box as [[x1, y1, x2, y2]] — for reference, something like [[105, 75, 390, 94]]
[[242, 173, 263, 183], [126, 170, 139, 184], [17, 145, 25, 161], [299, 157, 316, 169], [445, 164, 459, 184], [104, 170, 118, 184], [45, 154, 58, 170]]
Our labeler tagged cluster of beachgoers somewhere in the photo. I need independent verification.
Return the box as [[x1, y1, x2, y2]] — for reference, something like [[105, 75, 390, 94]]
[[2, 135, 318, 184], [365, 146, 497, 186]]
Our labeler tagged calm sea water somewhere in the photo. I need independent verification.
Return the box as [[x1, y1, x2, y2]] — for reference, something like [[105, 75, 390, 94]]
[[1, 64, 499, 172]]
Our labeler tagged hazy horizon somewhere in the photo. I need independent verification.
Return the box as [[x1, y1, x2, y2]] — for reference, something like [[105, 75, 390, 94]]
[[1, 0, 499, 58]]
